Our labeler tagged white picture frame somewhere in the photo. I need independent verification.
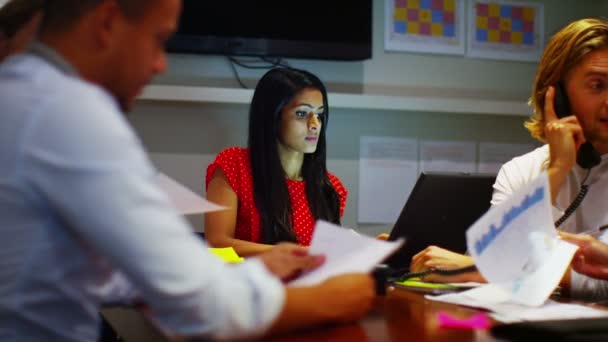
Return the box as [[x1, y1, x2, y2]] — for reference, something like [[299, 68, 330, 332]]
[[466, 0, 544, 62]]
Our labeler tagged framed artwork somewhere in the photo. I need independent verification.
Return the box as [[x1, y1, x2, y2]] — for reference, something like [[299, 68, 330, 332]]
[[385, 0, 466, 56], [466, 0, 544, 61]]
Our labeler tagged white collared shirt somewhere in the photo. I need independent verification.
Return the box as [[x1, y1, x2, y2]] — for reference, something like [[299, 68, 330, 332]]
[[492, 144, 608, 300], [0, 46, 284, 341]]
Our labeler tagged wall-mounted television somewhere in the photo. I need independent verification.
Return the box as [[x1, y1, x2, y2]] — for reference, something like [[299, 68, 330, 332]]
[[166, 0, 372, 61]]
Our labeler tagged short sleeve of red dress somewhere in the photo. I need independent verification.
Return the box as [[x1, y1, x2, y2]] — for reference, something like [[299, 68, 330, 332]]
[[206, 147, 349, 245], [206, 147, 262, 242]]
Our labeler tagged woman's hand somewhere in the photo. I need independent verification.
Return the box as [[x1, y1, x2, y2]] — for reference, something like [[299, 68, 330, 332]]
[[376, 233, 389, 241], [411, 246, 473, 271], [410, 246, 483, 283]]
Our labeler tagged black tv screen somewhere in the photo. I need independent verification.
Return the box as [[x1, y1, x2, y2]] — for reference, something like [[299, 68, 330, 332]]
[[167, 0, 372, 61]]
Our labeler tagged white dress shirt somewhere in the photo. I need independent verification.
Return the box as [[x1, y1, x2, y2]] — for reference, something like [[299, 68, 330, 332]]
[[492, 144, 608, 300], [0, 44, 284, 341]]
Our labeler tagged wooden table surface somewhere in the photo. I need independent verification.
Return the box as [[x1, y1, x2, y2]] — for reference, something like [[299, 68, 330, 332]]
[[266, 286, 501, 342], [108, 284, 608, 341]]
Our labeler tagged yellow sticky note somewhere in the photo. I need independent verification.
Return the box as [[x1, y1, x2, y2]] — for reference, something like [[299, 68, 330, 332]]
[[209, 247, 244, 263]]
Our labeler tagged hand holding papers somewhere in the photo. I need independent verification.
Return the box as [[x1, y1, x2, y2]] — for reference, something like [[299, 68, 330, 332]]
[[464, 172, 576, 306], [156, 173, 226, 215], [289, 221, 403, 286], [428, 173, 608, 322]]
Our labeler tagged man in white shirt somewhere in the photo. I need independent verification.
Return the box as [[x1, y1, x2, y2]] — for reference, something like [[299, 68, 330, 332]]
[[0, 0, 375, 340], [410, 18, 608, 300]]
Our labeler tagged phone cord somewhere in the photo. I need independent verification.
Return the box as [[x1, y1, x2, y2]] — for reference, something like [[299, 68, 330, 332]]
[[554, 169, 591, 228]]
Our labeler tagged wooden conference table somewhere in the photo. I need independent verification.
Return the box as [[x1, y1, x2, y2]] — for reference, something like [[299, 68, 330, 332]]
[[266, 286, 498, 342], [105, 284, 604, 341]]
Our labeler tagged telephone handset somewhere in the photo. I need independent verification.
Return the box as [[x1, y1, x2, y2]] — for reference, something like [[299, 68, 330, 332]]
[[552, 83, 601, 228], [553, 82, 601, 169]]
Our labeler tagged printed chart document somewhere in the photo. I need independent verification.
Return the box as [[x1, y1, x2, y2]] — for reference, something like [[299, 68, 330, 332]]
[[157, 173, 226, 215], [428, 173, 608, 321], [289, 221, 403, 286], [465, 172, 575, 305]]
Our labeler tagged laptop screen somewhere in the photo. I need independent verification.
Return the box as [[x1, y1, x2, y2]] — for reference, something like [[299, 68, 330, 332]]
[[383, 172, 496, 269]]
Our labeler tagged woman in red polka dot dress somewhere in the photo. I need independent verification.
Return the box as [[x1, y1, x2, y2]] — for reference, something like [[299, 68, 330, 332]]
[[205, 68, 348, 257]]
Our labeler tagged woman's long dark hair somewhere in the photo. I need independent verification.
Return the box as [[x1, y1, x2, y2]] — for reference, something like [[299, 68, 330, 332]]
[[248, 67, 341, 244]]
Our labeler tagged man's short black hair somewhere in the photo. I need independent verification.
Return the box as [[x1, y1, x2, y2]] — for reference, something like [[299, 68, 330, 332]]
[[0, 0, 44, 37], [41, 0, 155, 33]]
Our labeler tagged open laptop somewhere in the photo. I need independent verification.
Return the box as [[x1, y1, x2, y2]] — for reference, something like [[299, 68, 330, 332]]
[[383, 171, 496, 270]]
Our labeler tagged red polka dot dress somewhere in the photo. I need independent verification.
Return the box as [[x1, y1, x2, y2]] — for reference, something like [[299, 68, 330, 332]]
[[206, 147, 347, 245]]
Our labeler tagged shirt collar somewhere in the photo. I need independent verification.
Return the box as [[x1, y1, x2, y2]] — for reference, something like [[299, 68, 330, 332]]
[[27, 41, 78, 77]]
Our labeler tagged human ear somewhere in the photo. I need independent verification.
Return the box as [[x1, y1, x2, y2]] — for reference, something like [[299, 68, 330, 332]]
[[92, 0, 125, 50]]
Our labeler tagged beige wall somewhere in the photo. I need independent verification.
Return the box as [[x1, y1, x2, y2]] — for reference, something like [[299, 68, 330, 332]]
[[129, 0, 603, 237]]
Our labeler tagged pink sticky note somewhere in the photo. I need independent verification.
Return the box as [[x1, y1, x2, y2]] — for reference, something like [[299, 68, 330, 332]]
[[437, 311, 491, 330]]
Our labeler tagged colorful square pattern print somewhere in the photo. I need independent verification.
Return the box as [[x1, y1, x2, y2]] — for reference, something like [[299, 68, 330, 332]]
[[393, 0, 457, 37], [474, 2, 535, 46]]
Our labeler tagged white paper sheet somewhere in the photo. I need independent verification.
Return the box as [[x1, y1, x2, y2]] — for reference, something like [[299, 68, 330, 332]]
[[466, 173, 577, 306], [429, 286, 608, 323], [491, 300, 608, 323], [477, 142, 535, 174], [430, 173, 579, 311], [419, 140, 476, 173], [156, 173, 226, 215], [467, 172, 555, 281], [358, 136, 418, 224], [289, 221, 404, 286]]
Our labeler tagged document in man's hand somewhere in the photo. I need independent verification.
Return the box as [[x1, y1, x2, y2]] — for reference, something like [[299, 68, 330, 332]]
[[288, 220, 403, 286], [156, 173, 226, 215], [429, 173, 581, 311]]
